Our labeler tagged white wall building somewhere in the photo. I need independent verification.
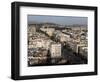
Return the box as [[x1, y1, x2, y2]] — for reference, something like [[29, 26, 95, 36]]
[[40, 27, 55, 36], [59, 33, 70, 42], [28, 25, 36, 34], [50, 43, 61, 58], [28, 38, 52, 49]]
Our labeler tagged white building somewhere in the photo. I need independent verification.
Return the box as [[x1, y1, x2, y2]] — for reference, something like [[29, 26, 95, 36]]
[[28, 38, 52, 49], [44, 40, 52, 50], [40, 27, 55, 36], [50, 43, 61, 58], [28, 38, 44, 48], [28, 25, 36, 33], [59, 33, 70, 42]]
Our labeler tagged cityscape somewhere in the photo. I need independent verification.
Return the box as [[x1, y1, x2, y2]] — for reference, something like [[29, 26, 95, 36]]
[[27, 15, 88, 66]]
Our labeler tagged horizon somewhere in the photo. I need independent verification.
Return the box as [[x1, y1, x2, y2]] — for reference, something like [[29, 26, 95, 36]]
[[28, 15, 88, 26]]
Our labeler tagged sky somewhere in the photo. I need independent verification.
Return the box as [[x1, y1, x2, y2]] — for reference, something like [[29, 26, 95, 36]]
[[28, 15, 87, 25]]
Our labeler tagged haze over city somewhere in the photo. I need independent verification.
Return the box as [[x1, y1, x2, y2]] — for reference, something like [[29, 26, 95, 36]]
[[28, 15, 87, 25]]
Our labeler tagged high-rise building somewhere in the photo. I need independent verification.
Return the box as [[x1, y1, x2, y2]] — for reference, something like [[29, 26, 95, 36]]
[[50, 43, 61, 58]]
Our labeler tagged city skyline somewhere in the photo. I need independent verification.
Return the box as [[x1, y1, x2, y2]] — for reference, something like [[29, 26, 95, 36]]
[[28, 15, 88, 25], [28, 15, 88, 66]]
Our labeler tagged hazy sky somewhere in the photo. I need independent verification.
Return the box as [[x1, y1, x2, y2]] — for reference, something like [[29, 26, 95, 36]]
[[28, 15, 87, 25]]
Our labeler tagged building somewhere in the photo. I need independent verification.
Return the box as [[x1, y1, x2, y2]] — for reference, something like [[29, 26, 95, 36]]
[[28, 25, 36, 35], [44, 39, 52, 50], [78, 46, 88, 59], [59, 32, 71, 42], [76, 44, 87, 53], [40, 27, 55, 36], [50, 43, 61, 58]]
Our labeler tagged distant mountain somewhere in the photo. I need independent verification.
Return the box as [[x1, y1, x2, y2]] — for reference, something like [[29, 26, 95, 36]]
[[28, 22, 87, 29]]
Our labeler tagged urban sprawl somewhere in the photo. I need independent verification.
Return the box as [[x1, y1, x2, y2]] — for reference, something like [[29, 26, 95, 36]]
[[28, 23, 88, 66]]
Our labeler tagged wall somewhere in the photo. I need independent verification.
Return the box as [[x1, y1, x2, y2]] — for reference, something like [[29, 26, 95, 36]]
[[0, 0, 99, 82]]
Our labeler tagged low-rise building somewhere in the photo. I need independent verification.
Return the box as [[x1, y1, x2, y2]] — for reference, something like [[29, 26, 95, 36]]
[[40, 27, 55, 36], [59, 32, 71, 42], [28, 25, 36, 34], [78, 46, 88, 59]]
